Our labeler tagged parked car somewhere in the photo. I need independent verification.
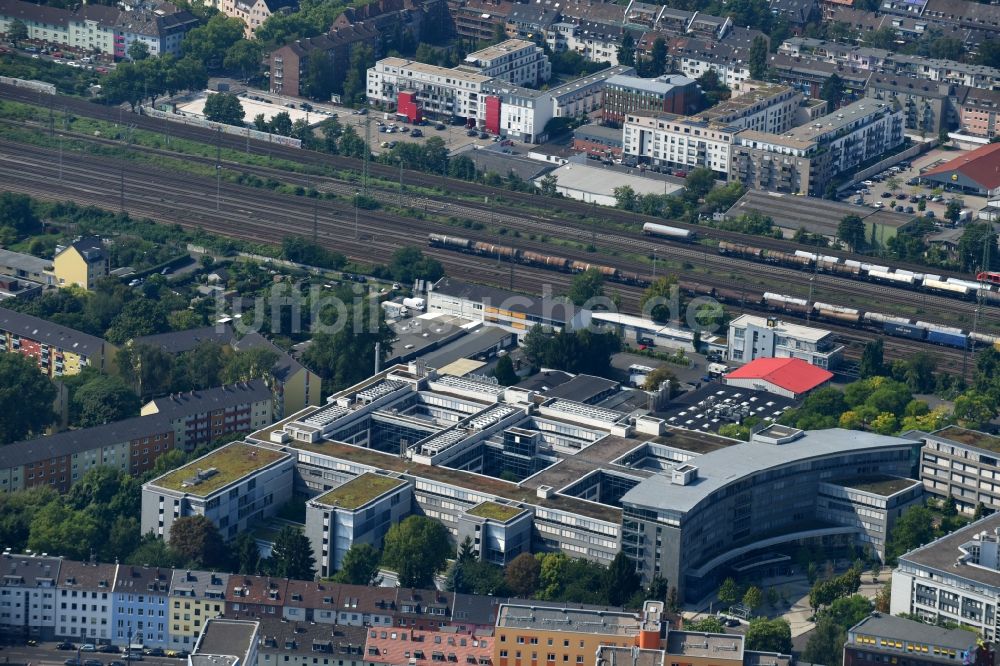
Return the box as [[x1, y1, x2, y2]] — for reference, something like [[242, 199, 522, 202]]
[[58, 642, 77, 651], [125, 650, 143, 661], [99, 645, 120, 654], [145, 648, 165, 657], [65, 659, 82, 666], [109, 660, 127, 666], [435, 123, 446, 130], [905, 206, 914, 213], [81, 645, 97, 652], [466, 129, 477, 137], [410, 129, 423, 137], [84, 659, 103, 666], [895, 193, 906, 200], [881, 191, 891, 198], [479, 131, 489, 139]]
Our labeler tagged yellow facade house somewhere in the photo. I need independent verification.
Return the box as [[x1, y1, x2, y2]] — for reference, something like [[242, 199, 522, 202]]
[[49, 236, 109, 291]]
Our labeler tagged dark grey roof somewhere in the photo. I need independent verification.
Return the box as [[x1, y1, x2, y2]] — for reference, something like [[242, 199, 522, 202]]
[[417, 326, 514, 369], [451, 593, 508, 627], [542, 373, 619, 403], [0, 249, 51, 276], [867, 75, 951, 98], [231, 331, 306, 384], [0, 553, 61, 587], [257, 617, 367, 657], [145, 380, 272, 419], [848, 614, 978, 651], [574, 124, 625, 145], [507, 4, 560, 25], [0, 307, 109, 356], [458, 147, 554, 181], [0, 0, 70, 27], [170, 569, 231, 599], [134, 324, 235, 354], [57, 560, 117, 592], [113, 564, 171, 594], [0, 414, 173, 470], [516, 370, 574, 392], [898, 512, 1000, 590]]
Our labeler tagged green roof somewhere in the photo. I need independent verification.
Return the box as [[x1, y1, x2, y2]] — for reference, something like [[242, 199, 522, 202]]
[[466, 501, 525, 522], [934, 426, 1000, 454], [315, 473, 407, 510], [839, 475, 919, 497], [154, 443, 288, 496]]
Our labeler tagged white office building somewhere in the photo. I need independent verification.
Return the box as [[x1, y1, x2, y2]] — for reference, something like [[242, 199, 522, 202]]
[[727, 314, 843, 369], [462, 39, 551, 87]]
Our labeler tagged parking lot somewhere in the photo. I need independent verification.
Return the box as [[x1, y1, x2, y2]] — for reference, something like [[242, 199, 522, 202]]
[[847, 145, 987, 223]]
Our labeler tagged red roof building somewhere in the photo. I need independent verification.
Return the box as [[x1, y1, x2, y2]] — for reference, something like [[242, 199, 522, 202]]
[[921, 142, 1000, 197], [724, 357, 833, 399]]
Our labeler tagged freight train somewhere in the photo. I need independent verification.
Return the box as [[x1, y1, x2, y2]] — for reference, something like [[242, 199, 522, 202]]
[[429, 234, 1000, 350], [427, 234, 649, 286], [719, 241, 1000, 305]]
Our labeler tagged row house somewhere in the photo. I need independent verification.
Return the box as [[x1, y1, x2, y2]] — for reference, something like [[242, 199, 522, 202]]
[[168, 569, 229, 649], [268, 23, 380, 98], [112, 565, 172, 648], [447, 0, 513, 41], [259, 618, 368, 666], [956, 86, 1000, 140], [56, 561, 116, 643], [227, 575, 289, 619], [282, 579, 341, 624], [0, 552, 60, 641], [0, 307, 117, 378], [218, 0, 297, 38]]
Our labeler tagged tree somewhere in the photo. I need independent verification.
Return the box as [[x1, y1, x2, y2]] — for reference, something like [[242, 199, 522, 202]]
[[650, 37, 668, 77], [343, 45, 374, 104], [838, 214, 866, 252], [269, 525, 317, 580], [640, 276, 679, 324], [224, 40, 263, 81], [686, 616, 725, 632], [73, 376, 140, 427], [169, 515, 226, 568], [567, 268, 605, 306], [865, 27, 898, 50], [718, 577, 740, 607], [387, 246, 444, 285], [181, 14, 246, 70], [203, 92, 246, 127], [0, 192, 41, 239], [958, 223, 998, 272], [887, 505, 935, 562], [28, 502, 100, 560], [685, 168, 717, 201], [618, 32, 636, 67], [745, 618, 792, 654], [824, 595, 873, 629], [127, 532, 179, 568], [742, 586, 763, 614], [953, 390, 997, 430], [334, 543, 382, 585], [643, 366, 677, 393], [8, 19, 28, 46], [945, 199, 963, 224], [820, 73, 845, 107], [605, 552, 641, 606], [859, 339, 884, 378], [874, 582, 891, 613], [492, 355, 519, 386], [505, 552, 541, 598], [128, 40, 150, 61], [0, 354, 56, 444], [232, 531, 261, 574], [267, 111, 294, 137], [538, 174, 559, 197], [381, 516, 451, 588], [749, 36, 769, 80], [804, 618, 846, 666], [614, 185, 638, 211]]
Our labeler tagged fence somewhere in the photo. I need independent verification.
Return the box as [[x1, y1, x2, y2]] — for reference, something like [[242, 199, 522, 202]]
[[838, 141, 928, 193], [0, 77, 56, 95], [140, 106, 302, 149]]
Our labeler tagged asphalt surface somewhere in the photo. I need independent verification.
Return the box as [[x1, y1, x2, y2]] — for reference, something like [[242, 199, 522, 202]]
[[0, 643, 179, 666]]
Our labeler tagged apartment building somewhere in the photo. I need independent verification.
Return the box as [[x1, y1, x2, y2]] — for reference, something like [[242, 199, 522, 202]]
[[305, 472, 412, 578], [731, 99, 904, 196], [167, 569, 229, 649], [282, 580, 341, 624], [0, 415, 176, 493], [260, 618, 366, 666], [218, 0, 296, 37], [957, 86, 1000, 140], [623, 113, 740, 177], [0, 307, 117, 377], [865, 76, 953, 134], [226, 575, 289, 618], [0, 0, 197, 58], [141, 442, 295, 542], [140, 381, 274, 452], [0, 249, 54, 287], [727, 314, 844, 369], [112, 565, 171, 648], [462, 39, 551, 87], [602, 74, 701, 127], [891, 512, 1000, 640], [366, 58, 492, 120], [56, 561, 116, 642], [0, 552, 60, 642], [696, 82, 801, 133], [447, 0, 514, 41], [268, 24, 380, 98]]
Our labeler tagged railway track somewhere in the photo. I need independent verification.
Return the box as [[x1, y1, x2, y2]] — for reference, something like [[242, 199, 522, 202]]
[[0, 83, 980, 282], [0, 137, 979, 378], [0, 120, 992, 338]]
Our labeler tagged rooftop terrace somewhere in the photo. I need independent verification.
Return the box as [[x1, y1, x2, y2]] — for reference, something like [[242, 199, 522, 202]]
[[314, 473, 407, 510], [152, 442, 288, 496]]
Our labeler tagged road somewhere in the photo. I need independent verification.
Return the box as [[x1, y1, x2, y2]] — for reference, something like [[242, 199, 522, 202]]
[[0, 644, 179, 666]]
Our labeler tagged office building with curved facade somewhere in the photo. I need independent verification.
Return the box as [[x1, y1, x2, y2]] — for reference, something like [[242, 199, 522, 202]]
[[620, 424, 922, 601]]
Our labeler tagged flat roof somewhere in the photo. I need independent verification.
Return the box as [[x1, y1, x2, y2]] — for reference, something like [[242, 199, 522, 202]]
[[725, 191, 916, 236], [151, 442, 289, 496], [0, 248, 51, 274], [435, 358, 487, 377], [928, 425, 1000, 453], [542, 374, 619, 403], [496, 604, 640, 636], [729, 313, 831, 343], [466, 501, 527, 522], [784, 99, 893, 141], [314, 473, 407, 510], [605, 73, 695, 95], [621, 429, 920, 515], [194, 619, 258, 665], [837, 475, 920, 496], [418, 326, 512, 370], [849, 615, 977, 651], [541, 162, 685, 198], [900, 513, 1000, 590], [666, 632, 744, 661], [378, 57, 492, 84], [466, 39, 537, 62], [659, 384, 797, 435]]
